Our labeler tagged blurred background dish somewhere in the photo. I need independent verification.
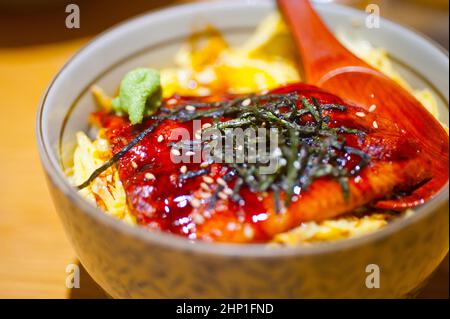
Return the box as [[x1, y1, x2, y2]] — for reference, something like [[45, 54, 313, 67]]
[[0, 0, 448, 49]]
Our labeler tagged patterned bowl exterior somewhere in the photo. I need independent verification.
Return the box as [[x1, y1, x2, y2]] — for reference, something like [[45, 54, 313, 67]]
[[37, 1, 449, 298], [46, 174, 448, 298]]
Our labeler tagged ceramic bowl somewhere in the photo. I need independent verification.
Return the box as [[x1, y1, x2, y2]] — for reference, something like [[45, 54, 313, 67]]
[[36, 0, 449, 298]]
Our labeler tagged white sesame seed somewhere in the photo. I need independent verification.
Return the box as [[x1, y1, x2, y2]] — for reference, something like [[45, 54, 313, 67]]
[[145, 173, 156, 181], [217, 178, 227, 187], [200, 162, 210, 168], [157, 135, 164, 143], [373, 121, 379, 129], [223, 187, 233, 196], [211, 229, 222, 237], [241, 98, 252, 107], [273, 147, 282, 157], [186, 151, 196, 156], [354, 176, 362, 184], [180, 165, 187, 174], [185, 105, 196, 111], [370, 94, 375, 99], [202, 123, 212, 129], [167, 98, 177, 105], [200, 182, 210, 191], [203, 176, 214, 184], [356, 112, 366, 118], [191, 213, 205, 225], [243, 225, 254, 239], [199, 192, 211, 199], [227, 222, 237, 231], [190, 197, 201, 208], [218, 192, 228, 200], [171, 148, 181, 156], [369, 104, 377, 113], [131, 161, 138, 169]]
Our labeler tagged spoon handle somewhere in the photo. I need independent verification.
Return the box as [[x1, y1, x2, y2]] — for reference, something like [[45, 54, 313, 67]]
[[278, 0, 369, 83]]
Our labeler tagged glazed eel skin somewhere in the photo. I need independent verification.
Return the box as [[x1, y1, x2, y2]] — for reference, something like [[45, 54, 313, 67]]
[[93, 83, 437, 243]]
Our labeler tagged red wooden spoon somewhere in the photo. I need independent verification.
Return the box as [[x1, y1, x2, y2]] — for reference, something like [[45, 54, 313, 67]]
[[278, 0, 449, 209]]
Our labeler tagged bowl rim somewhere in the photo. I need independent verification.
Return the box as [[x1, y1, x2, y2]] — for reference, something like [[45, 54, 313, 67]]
[[36, 0, 449, 258]]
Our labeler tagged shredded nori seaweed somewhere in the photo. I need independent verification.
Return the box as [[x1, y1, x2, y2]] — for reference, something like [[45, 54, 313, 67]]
[[77, 92, 371, 211]]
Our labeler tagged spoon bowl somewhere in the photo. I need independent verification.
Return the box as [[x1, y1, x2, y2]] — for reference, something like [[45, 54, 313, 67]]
[[278, 0, 449, 209]]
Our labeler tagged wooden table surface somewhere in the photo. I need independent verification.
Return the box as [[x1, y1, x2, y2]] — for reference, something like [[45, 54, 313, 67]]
[[0, 0, 448, 299]]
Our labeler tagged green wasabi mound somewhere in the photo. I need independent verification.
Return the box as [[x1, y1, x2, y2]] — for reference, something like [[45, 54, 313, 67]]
[[112, 68, 162, 124]]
